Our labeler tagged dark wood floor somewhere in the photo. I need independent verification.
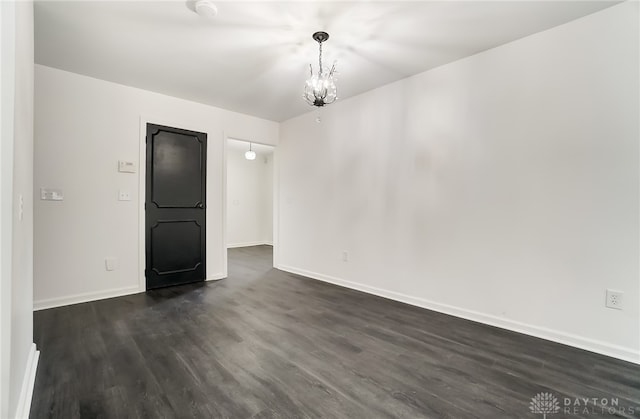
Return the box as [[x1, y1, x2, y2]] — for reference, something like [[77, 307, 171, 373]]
[[32, 246, 639, 418]]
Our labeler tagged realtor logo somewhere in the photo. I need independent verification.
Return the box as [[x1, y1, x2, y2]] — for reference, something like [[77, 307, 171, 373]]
[[530, 392, 560, 418]]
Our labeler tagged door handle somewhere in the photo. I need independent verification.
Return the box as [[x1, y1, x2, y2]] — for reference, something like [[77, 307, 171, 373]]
[[197, 203, 204, 209]]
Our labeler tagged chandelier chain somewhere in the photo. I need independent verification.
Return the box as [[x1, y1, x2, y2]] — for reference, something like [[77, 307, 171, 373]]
[[318, 42, 323, 76]]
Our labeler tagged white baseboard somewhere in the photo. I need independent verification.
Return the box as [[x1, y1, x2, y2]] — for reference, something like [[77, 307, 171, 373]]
[[227, 241, 273, 249], [206, 273, 226, 281], [34, 273, 229, 310], [33, 285, 141, 311], [14, 343, 39, 419], [278, 265, 640, 365]]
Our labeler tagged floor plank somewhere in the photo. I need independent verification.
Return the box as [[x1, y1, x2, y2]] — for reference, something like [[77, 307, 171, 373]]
[[31, 245, 640, 418]]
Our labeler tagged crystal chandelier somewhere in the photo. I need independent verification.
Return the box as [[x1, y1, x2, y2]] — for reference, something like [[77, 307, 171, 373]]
[[304, 31, 337, 107]]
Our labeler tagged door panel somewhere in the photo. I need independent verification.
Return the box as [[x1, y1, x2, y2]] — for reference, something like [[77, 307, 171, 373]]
[[150, 220, 202, 274], [146, 124, 207, 290], [151, 131, 204, 208]]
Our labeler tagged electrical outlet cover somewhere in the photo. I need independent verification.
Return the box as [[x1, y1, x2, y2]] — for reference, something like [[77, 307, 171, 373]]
[[118, 190, 131, 201], [605, 289, 623, 310]]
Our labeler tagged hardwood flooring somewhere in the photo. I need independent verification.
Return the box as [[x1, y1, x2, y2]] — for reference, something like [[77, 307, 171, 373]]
[[31, 246, 640, 418]]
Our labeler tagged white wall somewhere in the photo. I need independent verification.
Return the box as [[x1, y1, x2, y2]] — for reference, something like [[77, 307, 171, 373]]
[[34, 65, 278, 309], [1, 1, 37, 417], [226, 145, 273, 248], [0, 2, 16, 416], [278, 2, 639, 363], [11, 1, 36, 417]]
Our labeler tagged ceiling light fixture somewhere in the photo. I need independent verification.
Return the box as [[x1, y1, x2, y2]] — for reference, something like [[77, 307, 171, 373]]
[[304, 31, 337, 108], [245, 143, 256, 160]]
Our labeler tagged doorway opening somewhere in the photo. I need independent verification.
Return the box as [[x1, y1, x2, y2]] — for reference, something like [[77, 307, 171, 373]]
[[225, 138, 275, 272]]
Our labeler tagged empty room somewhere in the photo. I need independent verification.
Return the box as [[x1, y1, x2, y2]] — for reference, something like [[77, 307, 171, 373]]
[[1, 0, 639, 418]]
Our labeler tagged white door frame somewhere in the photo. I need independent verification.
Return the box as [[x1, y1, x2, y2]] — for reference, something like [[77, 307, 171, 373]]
[[222, 136, 279, 277]]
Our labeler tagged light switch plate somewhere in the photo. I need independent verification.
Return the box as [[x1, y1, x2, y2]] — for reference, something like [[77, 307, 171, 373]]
[[41, 188, 63, 201], [105, 258, 118, 271]]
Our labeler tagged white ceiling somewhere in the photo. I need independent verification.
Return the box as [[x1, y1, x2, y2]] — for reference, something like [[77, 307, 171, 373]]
[[34, 0, 618, 122]]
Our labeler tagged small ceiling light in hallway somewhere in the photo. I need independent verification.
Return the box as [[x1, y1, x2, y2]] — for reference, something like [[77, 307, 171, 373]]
[[245, 143, 256, 160]]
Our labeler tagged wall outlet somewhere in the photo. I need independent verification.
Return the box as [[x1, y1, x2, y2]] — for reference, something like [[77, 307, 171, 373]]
[[342, 251, 349, 262], [605, 289, 623, 310], [118, 190, 131, 201]]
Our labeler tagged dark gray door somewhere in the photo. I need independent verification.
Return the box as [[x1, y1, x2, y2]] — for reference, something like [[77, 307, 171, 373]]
[[145, 123, 206, 289]]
